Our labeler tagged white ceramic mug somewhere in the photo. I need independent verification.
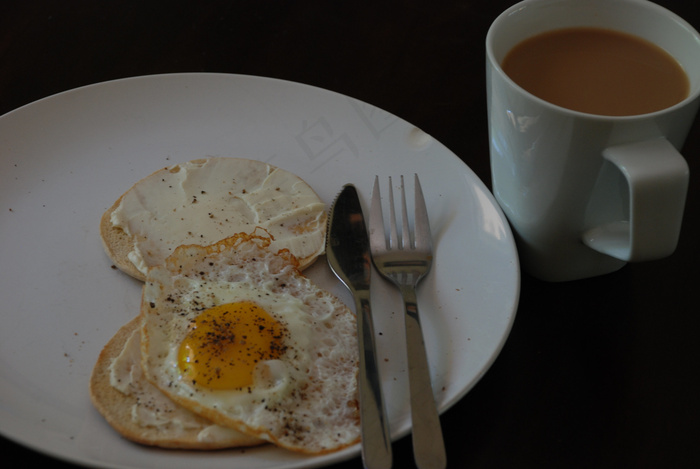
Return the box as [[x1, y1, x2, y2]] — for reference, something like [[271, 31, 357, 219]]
[[486, 0, 700, 282]]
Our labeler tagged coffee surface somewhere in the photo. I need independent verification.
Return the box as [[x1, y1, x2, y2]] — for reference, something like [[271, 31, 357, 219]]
[[502, 27, 690, 116]]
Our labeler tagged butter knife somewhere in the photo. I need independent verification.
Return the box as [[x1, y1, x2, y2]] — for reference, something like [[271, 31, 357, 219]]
[[327, 184, 393, 469]]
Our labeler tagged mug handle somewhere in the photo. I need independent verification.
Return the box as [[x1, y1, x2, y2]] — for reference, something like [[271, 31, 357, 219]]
[[582, 138, 689, 262]]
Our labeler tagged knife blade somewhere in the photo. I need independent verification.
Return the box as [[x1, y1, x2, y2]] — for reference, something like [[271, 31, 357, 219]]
[[327, 184, 392, 469]]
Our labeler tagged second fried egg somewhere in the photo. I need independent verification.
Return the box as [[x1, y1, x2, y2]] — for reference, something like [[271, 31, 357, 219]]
[[140, 233, 360, 454]]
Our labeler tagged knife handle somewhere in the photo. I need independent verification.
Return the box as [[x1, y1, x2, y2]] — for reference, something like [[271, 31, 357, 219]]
[[354, 290, 393, 469]]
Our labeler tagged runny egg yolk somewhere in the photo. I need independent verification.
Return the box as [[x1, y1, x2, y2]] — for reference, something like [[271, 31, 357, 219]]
[[178, 301, 287, 390]]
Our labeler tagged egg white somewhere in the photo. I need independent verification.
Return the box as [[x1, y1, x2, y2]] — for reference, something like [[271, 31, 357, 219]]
[[110, 157, 327, 276], [140, 234, 360, 454]]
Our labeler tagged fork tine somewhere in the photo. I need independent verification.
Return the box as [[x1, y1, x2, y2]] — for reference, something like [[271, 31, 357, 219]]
[[387, 176, 400, 250], [413, 174, 432, 250], [399, 175, 411, 250], [369, 175, 387, 250]]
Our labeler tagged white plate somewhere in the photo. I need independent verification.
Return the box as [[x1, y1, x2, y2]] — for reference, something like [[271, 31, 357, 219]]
[[0, 73, 519, 468]]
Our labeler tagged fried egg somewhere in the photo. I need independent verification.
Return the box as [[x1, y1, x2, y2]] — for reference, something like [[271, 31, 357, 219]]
[[106, 157, 326, 279], [140, 232, 361, 454]]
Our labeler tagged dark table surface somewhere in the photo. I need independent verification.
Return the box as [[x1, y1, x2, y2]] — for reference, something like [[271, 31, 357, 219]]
[[2, 1, 699, 468]]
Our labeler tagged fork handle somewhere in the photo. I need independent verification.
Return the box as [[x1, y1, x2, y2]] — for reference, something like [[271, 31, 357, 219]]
[[401, 285, 447, 469]]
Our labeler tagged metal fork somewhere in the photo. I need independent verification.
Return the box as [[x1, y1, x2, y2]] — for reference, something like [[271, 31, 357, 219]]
[[369, 174, 446, 469]]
